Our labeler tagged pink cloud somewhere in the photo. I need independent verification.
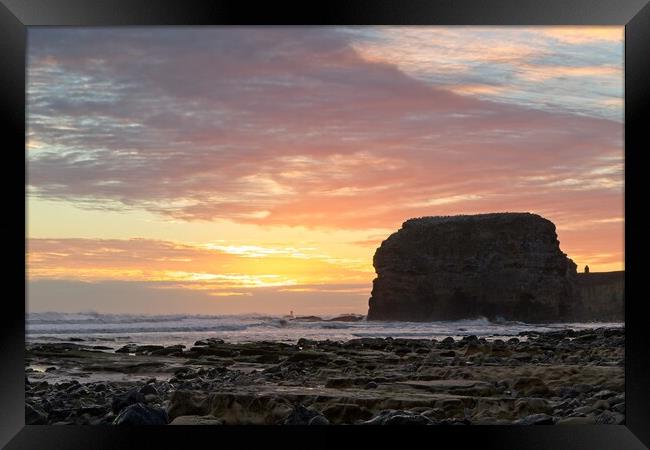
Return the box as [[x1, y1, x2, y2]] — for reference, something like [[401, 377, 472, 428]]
[[27, 28, 622, 243]]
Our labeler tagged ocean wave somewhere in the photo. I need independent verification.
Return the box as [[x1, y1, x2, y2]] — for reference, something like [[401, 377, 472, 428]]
[[26, 312, 623, 347], [26, 312, 275, 325]]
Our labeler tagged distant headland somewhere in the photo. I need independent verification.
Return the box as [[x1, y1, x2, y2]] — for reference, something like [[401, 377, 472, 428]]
[[367, 213, 623, 323]]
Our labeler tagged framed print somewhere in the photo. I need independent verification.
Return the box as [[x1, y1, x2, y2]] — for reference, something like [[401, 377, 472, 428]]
[[1, 0, 649, 449]]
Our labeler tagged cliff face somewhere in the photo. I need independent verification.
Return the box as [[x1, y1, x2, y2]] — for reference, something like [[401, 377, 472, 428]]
[[577, 271, 624, 321], [367, 213, 583, 323]]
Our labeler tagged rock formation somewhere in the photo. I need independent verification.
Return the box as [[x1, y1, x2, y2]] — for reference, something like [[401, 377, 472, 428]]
[[577, 271, 624, 321], [367, 213, 585, 323]]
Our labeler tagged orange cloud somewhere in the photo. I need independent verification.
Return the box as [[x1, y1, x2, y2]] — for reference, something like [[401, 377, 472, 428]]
[[540, 27, 623, 44], [447, 84, 508, 96], [27, 238, 374, 292], [517, 64, 621, 82]]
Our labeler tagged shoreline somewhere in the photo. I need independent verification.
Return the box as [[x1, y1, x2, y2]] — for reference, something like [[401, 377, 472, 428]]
[[26, 311, 624, 350], [26, 326, 625, 426]]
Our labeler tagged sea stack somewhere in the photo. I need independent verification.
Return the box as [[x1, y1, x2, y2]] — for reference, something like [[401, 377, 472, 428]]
[[367, 213, 583, 323]]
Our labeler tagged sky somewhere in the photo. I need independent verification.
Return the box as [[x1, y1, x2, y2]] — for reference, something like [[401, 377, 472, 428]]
[[26, 27, 624, 315]]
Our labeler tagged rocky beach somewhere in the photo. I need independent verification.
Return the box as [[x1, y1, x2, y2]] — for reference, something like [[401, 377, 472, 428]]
[[26, 213, 625, 427], [26, 326, 624, 426]]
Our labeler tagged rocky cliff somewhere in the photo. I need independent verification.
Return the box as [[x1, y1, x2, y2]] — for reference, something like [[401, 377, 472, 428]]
[[577, 271, 624, 321], [367, 213, 585, 323]]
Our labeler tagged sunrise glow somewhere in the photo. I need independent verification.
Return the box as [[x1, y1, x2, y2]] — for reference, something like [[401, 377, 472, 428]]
[[27, 27, 624, 314]]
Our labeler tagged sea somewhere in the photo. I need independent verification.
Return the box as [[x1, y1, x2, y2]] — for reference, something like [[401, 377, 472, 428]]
[[26, 312, 624, 351]]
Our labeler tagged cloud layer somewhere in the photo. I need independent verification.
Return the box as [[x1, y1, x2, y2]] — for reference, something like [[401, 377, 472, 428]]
[[349, 27, 623, 121], [28, 27, 623, 235]]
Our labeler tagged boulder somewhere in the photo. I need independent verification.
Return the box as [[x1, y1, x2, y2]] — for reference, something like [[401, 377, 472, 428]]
[[115, 344, 137, 354], [367, 213, 582, 322], [325, 314, 365, 322], [111, 389, 145, 414], [557, 416, 597, 425], [513, 413, 555, 425], [150, 345, 185, 356], [322, 403, 373, 424], [25, 403, 48, 425], [113, 403, 169, 425], [282, 405, 329, 425], [595, 410, 625, 425], [362, 410, 434, 425], [169, 415, 223, 425], [139, 384, 158, 396], [308, 415, 331, 425]]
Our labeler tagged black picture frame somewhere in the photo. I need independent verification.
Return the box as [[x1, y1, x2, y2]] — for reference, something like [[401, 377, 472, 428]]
[[1, 1, 648, 448]]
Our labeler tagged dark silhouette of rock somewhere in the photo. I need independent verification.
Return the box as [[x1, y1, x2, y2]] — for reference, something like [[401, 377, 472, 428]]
[[513, 413, 555, 425], [282, 405, 329, 425], [361, 409, 435, 425], [584, 265, 590, 273], [111, 388, 145, 414], [113, 403, 169, 425], [367, 213, 582, 323], [291, 315, 323, 322], [115, 344, 137, 354], [139, 384, 158, 396], [576, 271, 624, 321], [25, 403, 48, 425], [325, 314, 365, 322]]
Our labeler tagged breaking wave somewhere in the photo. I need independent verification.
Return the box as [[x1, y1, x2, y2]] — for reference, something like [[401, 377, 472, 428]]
[[26, 312, 623, 349]]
